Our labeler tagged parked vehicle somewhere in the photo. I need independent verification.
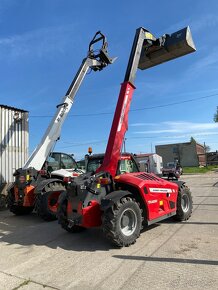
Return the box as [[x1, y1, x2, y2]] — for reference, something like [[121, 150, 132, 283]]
[[162, 162, 183, 180], [46, 152, 84, 178], [7, 31, 115, 221], [57, 26, 196, 247]]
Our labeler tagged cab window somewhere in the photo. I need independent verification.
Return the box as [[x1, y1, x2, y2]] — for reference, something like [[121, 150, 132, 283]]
[[46, 156, 59, 172], [60, 153, 77, 169], [87, 158, 103, 172], [118, 158, 138, 174]]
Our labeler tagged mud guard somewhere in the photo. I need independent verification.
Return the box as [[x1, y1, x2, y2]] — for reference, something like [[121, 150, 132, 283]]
[[34, 178, 64, 195], [100, 190, 132, 211], [171, 180, 186, 188]]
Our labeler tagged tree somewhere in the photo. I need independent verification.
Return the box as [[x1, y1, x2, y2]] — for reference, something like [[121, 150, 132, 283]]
[[205, 145, 211, 152], [214, 106, 218, 122], [190, 136, 196, 143]]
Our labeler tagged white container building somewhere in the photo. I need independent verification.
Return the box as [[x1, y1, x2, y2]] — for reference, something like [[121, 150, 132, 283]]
[[135, 153, 163, 175], [0, 105, 29, 194]]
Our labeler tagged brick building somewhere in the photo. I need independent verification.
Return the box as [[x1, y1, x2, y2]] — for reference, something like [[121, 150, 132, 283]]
[[155, 139, 206, 167]]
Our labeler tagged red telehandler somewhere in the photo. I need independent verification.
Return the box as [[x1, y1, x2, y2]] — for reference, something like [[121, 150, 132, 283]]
[[57, 26, 196, 247]]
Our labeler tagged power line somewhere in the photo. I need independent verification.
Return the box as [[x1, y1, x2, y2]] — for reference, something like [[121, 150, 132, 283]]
[[30, 92, 218, 118], [58, 140, 107, 149], [131, 92, 218, 112], [57, 132, 218, 148]]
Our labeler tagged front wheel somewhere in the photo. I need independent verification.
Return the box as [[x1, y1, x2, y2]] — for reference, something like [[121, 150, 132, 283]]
[[57, 191, 85, 233], [35, 181, 65, 221], [174, 184, 193, 221], [102, 196, 142, 247]]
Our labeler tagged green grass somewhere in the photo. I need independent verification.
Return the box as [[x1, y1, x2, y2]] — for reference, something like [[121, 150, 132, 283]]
[[183, 165, 218, 174]]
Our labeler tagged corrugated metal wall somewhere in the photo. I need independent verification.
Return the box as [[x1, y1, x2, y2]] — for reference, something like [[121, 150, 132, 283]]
[[0, 105, 29, 185]]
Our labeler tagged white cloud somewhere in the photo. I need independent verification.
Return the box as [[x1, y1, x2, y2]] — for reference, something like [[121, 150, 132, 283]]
[[186, 50, 218, 76], [163, 14, 218, 35], [163, 121, 218, 132], [0, 24, 79, 60], [191, 14, 218, 33], [0, 1, 16, 20], [129, 88, 218, 116], [130, 122, 157, 127], [155, 139, 185, 144], [134, 129, 178, 134], [132, 121, 218, 136], [159, 14, 218, 81]]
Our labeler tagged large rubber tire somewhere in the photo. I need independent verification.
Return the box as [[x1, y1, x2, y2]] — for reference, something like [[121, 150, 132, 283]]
[[7, 189, 34, 215], [174, 184, 193, 221], [102, 196, 142, 247], [35, 181, 65, 221], [0, 194, 7, 210], [57, 191, 85, 233]]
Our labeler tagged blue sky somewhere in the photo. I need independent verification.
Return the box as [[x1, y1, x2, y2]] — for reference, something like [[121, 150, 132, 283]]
[[1, 0, 218, 160]]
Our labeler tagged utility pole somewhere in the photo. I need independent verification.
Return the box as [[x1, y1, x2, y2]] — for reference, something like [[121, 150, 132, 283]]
[[204, 142, 207, 167], [123, 138, 127, 152]]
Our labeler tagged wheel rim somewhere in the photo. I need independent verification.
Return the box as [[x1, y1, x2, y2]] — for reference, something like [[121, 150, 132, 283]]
[[119, 208, 137, 236], [181, 194, 189, 212], [48, 191, 60, 212]]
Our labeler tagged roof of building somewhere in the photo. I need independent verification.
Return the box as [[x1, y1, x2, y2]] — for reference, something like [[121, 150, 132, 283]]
[[0, 104, 28, 113], [134, 153, 154, 157], [155, 140, 205, 148]]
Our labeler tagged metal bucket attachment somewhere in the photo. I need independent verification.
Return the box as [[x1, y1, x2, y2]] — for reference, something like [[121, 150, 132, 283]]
[[138, 26, 196, 70]]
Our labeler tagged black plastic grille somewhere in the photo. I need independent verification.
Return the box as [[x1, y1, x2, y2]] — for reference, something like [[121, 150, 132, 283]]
[[135, 173, 161, 181]]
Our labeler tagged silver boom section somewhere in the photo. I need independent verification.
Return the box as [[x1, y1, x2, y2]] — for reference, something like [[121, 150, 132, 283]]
[[23, 58, 101, 171]]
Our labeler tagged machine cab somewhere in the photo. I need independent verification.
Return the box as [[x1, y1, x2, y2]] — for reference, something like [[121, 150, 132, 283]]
[[46, 152, 78, 173], [86, 153, 139, 175]]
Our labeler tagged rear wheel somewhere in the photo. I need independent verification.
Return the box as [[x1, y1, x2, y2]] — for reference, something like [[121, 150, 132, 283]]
[[174, 184, 193, 221], [0, 194, 7, 210], [7, 188, 34, 215], [57, 191, 85, 233], [102, 196, 142, 247], [35, 181, 65, 221]]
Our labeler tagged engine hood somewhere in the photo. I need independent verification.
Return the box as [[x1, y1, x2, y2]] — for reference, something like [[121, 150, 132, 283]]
[[114, 172, 178, 192], [51, 168, 85, 178]]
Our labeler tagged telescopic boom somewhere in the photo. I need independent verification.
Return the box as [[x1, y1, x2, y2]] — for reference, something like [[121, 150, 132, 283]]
[[23, 31, 115, 171]]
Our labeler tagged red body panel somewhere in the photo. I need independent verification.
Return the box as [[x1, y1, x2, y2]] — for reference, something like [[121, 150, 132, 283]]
[[80, 200, 102, 228], [114, 172, 178, 221], [96, 81, 135, 177], [67, 199, 102, 228]]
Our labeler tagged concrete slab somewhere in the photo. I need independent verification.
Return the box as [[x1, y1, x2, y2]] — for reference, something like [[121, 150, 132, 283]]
[[0, 173, 218, 289]]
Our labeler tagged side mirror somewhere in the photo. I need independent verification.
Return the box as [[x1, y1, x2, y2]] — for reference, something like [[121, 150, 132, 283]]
[[138, 26, 196, 70]]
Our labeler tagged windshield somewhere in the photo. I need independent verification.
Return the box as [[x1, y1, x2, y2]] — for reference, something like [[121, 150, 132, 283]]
[[86, 155, 139, 174], [117, 159, 139, 174], [48, 152, 78, 171], [166, 163, 175, 168], [87, 158, 103, 172], [60, 153, 77, 169]]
